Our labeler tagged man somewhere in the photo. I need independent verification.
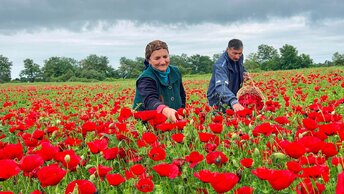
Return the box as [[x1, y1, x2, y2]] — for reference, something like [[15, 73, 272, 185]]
[[207, 39, 249, 112]]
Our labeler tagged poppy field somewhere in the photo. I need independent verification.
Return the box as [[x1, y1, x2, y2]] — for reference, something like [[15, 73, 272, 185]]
[[1, 67, 344, 194]]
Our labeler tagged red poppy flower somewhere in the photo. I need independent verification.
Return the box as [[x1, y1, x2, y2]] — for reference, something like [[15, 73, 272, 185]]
[[65, 180, 97, 194], [337, 171, 344, 194], [234, 186, 254, 194], [136, 178, 154, 193], [208, 123, 223, 134], [301, 165, 330, 182], [274, 116, 290, 125], [194, 169, 214, 183], [87, 138, 108, 154], [198, 132, 216, 143], [142, 132, 158, 144], [210, 172, 239, 193], [102, 147, 120, 160], [286, 161, 302, 174], [240, 158, 254, 168], [252, 123, 274, 137], [19, 154, 44, 172], [64, 137, 82, 147], [2, 142, 23, 160], [296, 178, 325, 194], [321, 142, 338, 158], [206, 151, 228, 167], [37, 164, 66, 187], [148, 146, 166, 161], [175, 120, 187, 130], [267, 170, 296, 190], [302, 118, 318, 131], [283, 141, 306, 159], [134, 110, 157, 121], [332, 157, 344, 167], [185, 151, 204, 168], [152, 163, 180, 179], [297, 136, 323, 154], [118, 107, 133, 122], [155, 123, 175, 132], [0, 159, 21, 181], [106, 173, 126, 186], [36, 141, 59, 161], [32, 129, 45, 139], [130, 164, 146, 176], [251, 167, 272, 180], [54, 150, 81, 171], [88, 165, 112, 178], [171, 133, 184, 143]]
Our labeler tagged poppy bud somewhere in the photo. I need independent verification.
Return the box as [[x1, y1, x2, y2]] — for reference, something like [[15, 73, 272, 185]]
[[231, 133, 238, 140], [191, 119, 195, 125], [271, 152, 286, 160], [298, 131, 309, 139], [232, 159, 239, 168], [254, 148, 260, 156], [64, 154, 71, 163], [89, 174, 96, 182]]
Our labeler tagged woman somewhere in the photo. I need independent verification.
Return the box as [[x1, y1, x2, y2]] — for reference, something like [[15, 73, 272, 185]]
[[133, 40, 186, 123]]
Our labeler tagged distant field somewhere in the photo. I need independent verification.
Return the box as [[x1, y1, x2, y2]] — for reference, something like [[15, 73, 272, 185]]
[[0, 66, 344, 193]]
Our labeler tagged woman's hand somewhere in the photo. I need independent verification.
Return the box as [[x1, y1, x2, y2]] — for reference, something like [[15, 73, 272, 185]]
[[162, 107, 182, 123]]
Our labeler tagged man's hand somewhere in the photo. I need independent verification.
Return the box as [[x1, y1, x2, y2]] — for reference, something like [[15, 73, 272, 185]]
[[232, 103, 245, 112], [162, 107, 181, 123], [243, 72, 251, 81]]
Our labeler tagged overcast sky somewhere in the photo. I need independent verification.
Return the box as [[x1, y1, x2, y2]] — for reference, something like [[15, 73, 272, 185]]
[[1, 0, 343, 78]]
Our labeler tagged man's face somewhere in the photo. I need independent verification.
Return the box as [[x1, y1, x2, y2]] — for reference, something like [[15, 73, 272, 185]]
[[227, 47, 243, 61]]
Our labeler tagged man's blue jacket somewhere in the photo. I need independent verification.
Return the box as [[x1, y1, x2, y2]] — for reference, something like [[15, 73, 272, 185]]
[[207, 51, 246, 107]]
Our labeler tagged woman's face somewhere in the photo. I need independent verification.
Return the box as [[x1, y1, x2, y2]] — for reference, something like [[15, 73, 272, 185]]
[[148, 49, 170, 72]]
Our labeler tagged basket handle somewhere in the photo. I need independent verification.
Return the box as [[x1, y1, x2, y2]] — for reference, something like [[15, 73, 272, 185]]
[[244, 72, 257, 88]]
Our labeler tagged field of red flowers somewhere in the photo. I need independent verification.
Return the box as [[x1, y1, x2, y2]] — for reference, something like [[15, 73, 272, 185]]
[[1, 67, 344, 194]]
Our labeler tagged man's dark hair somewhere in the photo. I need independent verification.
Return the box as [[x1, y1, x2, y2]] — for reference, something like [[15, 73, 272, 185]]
[[228, 39, 243, 50]]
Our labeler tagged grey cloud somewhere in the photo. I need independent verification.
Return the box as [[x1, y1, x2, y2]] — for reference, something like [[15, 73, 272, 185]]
[[1, 0, 343, 33]]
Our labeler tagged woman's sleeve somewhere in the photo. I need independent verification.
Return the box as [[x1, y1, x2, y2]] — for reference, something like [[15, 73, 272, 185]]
[[137, 77, 163, 110]]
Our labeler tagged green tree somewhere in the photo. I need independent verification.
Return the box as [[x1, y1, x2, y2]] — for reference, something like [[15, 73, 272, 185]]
[[279, 44, 300, 70], [118, 57, 144, 79], [188, 54, 213, 74], [19, 59, 42, 82], [80, 54, 115, 79], [170, 54, 191, 74], [257, 44, 279, 64], [42, 57, 79, 81], [298, 53, 313, 68], [244, 53, 260, 71], [0, 55, 12, 82], [332, 52, 344, 66]]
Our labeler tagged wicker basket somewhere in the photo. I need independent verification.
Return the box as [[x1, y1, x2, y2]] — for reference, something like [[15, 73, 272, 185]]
[[237, 84, 266, 111]]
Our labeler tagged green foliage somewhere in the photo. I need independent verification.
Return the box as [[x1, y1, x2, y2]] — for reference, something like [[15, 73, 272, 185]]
[[80, 54, 115, 78], [42, 57, 79, 81], [188, 54, 213, 74], [0, 55, 12, 82], [332, 52, 344, 66], [170, 54, 191, 74], [117, 57, 145, 79], [19, 58, 42, 82]]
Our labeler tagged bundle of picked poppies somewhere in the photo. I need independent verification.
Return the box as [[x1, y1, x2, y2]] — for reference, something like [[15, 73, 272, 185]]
[[237, 84, 265, 111]]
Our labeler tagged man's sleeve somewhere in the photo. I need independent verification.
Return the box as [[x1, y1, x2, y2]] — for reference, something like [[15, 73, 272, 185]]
[[213, 63, 238, 106]]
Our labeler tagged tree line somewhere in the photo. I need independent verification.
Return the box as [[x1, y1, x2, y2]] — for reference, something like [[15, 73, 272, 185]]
[[0, 44, 343, 83]]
